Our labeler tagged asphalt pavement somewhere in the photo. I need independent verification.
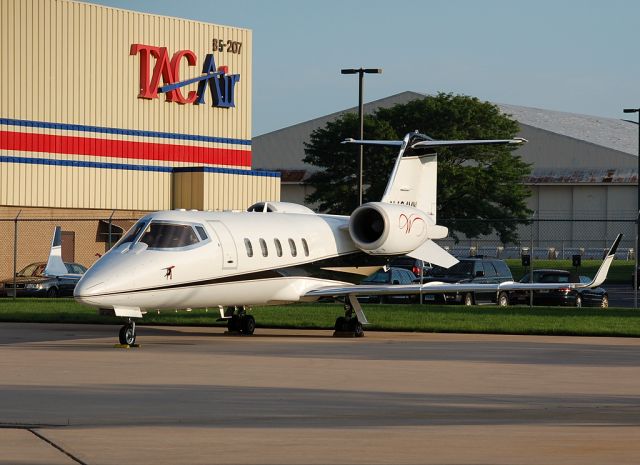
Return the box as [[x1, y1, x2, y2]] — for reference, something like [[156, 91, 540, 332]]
[[1, 323, 639, 464]]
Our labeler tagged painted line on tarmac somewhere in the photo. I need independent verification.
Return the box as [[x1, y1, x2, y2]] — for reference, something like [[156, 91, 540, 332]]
[[27, 428, 88, 465]]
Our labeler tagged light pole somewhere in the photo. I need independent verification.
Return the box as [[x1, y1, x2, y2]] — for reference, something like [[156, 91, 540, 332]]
[[341, 68, 382, 206], [623, 108, 639, 309]]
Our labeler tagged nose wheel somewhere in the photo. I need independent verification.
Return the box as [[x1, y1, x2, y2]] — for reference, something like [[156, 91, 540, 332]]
[[118, 320, 136, 345]]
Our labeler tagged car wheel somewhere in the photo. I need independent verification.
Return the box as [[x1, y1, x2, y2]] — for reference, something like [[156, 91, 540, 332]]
[[497, 292, 509, 307], [463, 293, 474, 306], [600, 295, 609, 308], [46, 287, 58, 298], [575, 294, 582, 308]]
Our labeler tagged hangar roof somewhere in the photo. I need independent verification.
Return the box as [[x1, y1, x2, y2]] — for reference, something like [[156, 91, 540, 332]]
[[252, 91, 638, 173], [496, 102, 637, 156]]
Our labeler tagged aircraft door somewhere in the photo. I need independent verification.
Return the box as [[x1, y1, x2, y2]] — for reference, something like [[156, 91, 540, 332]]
[[207, 221, 238, 270]]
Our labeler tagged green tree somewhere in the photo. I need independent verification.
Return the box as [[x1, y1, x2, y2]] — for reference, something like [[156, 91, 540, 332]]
[[303, 93, 532, 244], [303, 112, 397, 214]]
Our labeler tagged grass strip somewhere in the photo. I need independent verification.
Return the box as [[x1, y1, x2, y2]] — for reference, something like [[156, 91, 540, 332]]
[[0, 298, 639, 338]]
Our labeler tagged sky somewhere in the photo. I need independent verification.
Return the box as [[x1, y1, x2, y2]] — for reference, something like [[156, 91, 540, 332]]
[[88, 0, 640, 136]]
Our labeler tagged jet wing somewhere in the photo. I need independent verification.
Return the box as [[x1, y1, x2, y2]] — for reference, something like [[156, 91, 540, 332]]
[[304, 234, 622, 299]]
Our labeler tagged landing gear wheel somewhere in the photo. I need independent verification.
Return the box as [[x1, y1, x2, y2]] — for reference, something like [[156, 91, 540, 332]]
[[497, 292, 509, 307], [349, 319, 364, 338], [333, 302, 365, 337], [119, 321, 136, 345], [463, 293, 474, 306], [227, 315, 242, 333], [575, 295, 583, 308], [226, 306, 256, 335], [334, 316, 348, 332], [601, 295, 609, 308], [241, 314, 256, 335]]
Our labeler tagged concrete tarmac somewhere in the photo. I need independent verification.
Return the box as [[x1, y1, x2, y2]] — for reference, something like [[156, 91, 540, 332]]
[[1, 322, 639, 464]]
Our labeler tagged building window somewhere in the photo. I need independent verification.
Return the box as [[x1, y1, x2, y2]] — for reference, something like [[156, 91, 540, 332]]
[[244, 238, 253, 257], [259, 238, 268, 257], [274, 238, 283, 257], [288, 238, 297, 257], [301, 238, 309, 257]]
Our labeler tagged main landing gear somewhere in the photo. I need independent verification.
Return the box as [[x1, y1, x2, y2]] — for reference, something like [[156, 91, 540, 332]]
[[333, 300, 365, 338], [223, 306, 256, 335], [118, 319, 137, 345]]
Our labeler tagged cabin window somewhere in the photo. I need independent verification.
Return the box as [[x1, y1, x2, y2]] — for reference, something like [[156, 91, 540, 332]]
[[288, 238, 297, 257], [139, 223, 200, 249], [274, 238, 283, 257], [195, 225, 208, 240], [259, 238, 268, 257], [244, 238, 253, 257], [301, 238, 310, 257]]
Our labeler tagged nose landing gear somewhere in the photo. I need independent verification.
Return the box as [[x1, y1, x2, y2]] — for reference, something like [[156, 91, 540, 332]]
[[118, 319, 137, 346]]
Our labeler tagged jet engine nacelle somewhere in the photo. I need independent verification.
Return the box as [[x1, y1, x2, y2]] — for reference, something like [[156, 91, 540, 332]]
[[348, 202, 432, 255]]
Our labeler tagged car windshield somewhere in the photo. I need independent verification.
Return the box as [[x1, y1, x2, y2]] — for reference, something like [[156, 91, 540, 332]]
[[431, 261, 473, 277], [18, 263, 46, 277], [362, 270, 390, 284], [520, 271, 570, 283], [139, 222, 200, 249]]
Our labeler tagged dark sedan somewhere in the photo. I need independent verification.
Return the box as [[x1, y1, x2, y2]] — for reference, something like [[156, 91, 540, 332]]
[[1, 262, 87, 297], [358, 267, 417, 304], [510, 269, 608, 308]]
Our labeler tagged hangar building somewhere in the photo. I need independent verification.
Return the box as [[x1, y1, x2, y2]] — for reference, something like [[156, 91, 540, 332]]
[[0, 0, 279, 274], [253, 91, 638, 251]]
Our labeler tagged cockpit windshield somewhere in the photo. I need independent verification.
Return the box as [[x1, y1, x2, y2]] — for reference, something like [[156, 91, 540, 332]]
[[139, 222, 200, 249], [114, 219, 148, 248]]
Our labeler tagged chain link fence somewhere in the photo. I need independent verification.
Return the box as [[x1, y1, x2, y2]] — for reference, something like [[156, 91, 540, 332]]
[[438, 218, 637, 260], [0, 214, 140, 279], [0, 215, 637, 281]]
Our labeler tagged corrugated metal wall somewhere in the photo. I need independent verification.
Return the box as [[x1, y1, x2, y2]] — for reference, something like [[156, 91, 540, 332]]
[[0, 0, 279, 211]]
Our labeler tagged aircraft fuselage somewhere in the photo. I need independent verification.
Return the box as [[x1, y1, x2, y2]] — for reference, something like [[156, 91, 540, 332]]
[[74, 209, 384, 311]]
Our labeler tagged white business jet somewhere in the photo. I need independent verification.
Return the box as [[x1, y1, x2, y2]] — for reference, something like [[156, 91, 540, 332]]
[[70, 132, 621, 345]]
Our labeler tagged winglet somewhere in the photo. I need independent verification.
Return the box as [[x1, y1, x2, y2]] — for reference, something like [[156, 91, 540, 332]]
[[581, 233, 623, 288], [43, 226, 68, 277]]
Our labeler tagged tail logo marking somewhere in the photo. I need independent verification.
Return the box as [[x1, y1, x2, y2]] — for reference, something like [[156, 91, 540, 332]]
[[399, 214, 425, 234]]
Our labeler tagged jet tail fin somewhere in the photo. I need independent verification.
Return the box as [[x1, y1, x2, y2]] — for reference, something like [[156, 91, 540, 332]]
[[343, 133, 526, 223], [407, 240, 458, 269], [43, 226, 68, 277]]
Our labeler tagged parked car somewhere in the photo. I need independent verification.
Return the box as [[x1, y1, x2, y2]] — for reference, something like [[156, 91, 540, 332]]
[[0, 262, 87, 297], [419, 257, 514, 305], [509, 269, 608, 307], [358, 267, 417, 304], [388, 256, 432, 279]]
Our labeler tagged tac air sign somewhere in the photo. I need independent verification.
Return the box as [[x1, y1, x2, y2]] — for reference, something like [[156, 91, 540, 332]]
[[130, 44, 240, 108]]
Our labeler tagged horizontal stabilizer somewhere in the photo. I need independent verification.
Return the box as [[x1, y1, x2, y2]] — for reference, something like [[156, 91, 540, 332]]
[[342, 138, 403, 147], [342, 137, 526, 149], [412, 138, 526, 148]]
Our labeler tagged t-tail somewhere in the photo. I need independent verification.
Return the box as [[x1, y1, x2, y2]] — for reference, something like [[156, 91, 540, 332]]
[[343, 132, 526, 268]]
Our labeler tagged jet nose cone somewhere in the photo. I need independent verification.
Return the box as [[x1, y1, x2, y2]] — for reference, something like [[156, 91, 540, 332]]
[[73, 269, 106, 306], [74, 277, 104, 297]]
